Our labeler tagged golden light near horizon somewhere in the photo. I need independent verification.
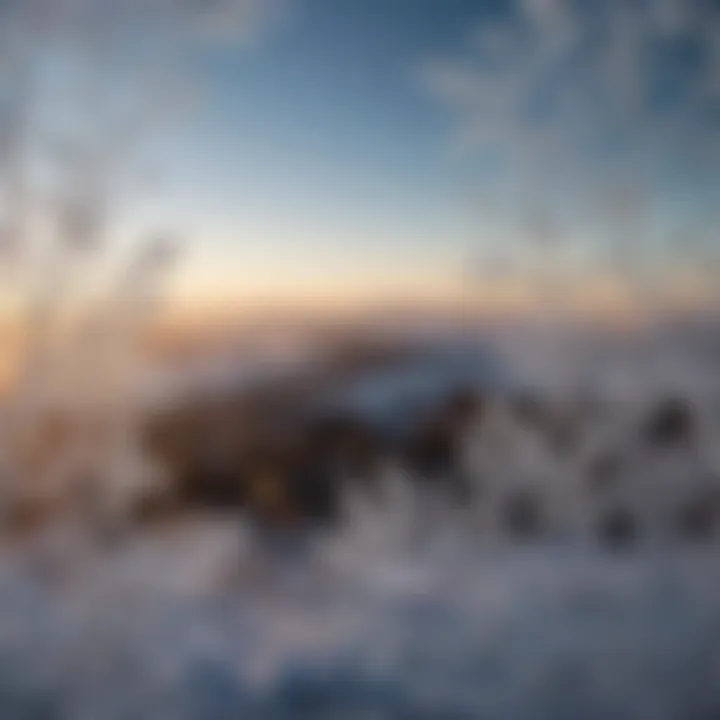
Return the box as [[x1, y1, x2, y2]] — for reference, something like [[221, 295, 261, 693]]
[[0, 0, 718, 393]]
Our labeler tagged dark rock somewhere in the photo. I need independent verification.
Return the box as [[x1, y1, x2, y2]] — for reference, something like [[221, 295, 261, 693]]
[[597, 507, 639, 550], [642, 397, 694, 449], [502, 489, 545, 539], [674, 488, 720, 542]]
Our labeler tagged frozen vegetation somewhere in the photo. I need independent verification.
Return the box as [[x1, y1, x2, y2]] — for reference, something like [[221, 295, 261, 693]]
[[1, 325, 720, 718]]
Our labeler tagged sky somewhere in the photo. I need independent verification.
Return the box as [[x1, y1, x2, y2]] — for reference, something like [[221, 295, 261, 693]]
[[139, 0, 497, 315], [2, 0, 720, 327]]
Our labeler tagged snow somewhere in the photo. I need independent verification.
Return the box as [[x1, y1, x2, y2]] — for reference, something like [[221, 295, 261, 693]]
[[1, 322, 720, 718], [0, 529, 719, 719]]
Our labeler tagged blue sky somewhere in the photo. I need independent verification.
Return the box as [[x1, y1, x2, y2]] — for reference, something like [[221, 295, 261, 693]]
[[4, 0, 720, 320], [142, 0, 504, 311], [140, 0, 720, 318]]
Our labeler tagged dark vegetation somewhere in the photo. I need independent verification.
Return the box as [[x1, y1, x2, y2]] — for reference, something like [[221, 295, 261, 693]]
[[139, 340, 720, 549], [596, 507, 640, 551], [502, 488, 546, 540], [674, 487, 720, 542], [142, 340, 487, 528], [642, 397, 695, 449]]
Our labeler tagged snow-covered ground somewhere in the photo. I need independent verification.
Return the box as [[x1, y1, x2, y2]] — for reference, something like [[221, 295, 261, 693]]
[[1, 519, 720, 719], [2, 321, 720, 719]]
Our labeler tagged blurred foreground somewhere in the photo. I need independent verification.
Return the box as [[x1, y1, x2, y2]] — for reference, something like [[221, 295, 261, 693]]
[[1, 319, 720, 718], [2, 0, 720, 713]]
